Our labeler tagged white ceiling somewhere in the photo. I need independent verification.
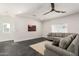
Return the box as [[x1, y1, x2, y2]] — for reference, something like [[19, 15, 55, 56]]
[[0, 3, 79, 21]]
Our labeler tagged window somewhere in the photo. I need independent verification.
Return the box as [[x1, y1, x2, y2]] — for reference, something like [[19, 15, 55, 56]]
[[3, 23, 10, 33], [51, 24, 68, 33]]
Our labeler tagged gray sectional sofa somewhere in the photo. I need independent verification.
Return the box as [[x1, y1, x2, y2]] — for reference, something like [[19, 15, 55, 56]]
[[44, 33, 79, 56]]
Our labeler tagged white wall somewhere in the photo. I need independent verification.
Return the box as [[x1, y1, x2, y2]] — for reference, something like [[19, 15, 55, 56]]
[[42, 13, 79, 37], [0, 15, 42, 42], [14, 17, 42, 42], [1, 13, 79, 42], [0, 15, 15, 42]]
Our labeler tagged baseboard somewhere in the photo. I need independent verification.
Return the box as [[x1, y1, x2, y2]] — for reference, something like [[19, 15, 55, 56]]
[[15, 37, 44, 43]]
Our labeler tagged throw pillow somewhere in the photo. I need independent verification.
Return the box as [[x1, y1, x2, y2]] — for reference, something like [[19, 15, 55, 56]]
[[52, 37, 61, 46], [59, 34, 75, 49], [52, 40, 60, 46]]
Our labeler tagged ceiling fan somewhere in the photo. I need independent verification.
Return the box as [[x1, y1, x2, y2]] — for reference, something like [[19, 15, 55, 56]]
[[43, 3, 66, 15]]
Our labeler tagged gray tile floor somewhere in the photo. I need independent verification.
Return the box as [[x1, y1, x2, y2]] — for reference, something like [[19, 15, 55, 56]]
[[0, 38, 46, 56], [0, 38, 78, 56]]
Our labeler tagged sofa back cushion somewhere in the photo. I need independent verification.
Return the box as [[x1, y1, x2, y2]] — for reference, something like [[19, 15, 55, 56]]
[[59, 34, 76, 49], [47, 33, 72, 38], [55, 33, 65, 37], [67, 35, 78, 55]]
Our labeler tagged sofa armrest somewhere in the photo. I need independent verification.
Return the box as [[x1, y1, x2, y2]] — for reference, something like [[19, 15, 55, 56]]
[[45, 43, 75, 56]]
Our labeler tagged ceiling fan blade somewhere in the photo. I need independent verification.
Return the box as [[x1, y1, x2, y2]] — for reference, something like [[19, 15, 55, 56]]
[[43, 3, 55, 15], [43, 11, 50, 15], [55, 10, 66, 13], [43, 10, 53, 15], [60, 11, 66, 13], [43, 3, 66, 15]]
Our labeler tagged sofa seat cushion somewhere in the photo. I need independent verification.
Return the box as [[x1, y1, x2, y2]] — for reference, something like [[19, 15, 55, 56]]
[[59, 34, 75, 49], [52, 37, 63, 41]]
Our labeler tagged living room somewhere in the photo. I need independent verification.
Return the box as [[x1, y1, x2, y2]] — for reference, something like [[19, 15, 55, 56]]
[[0, 3, 79, 56]]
